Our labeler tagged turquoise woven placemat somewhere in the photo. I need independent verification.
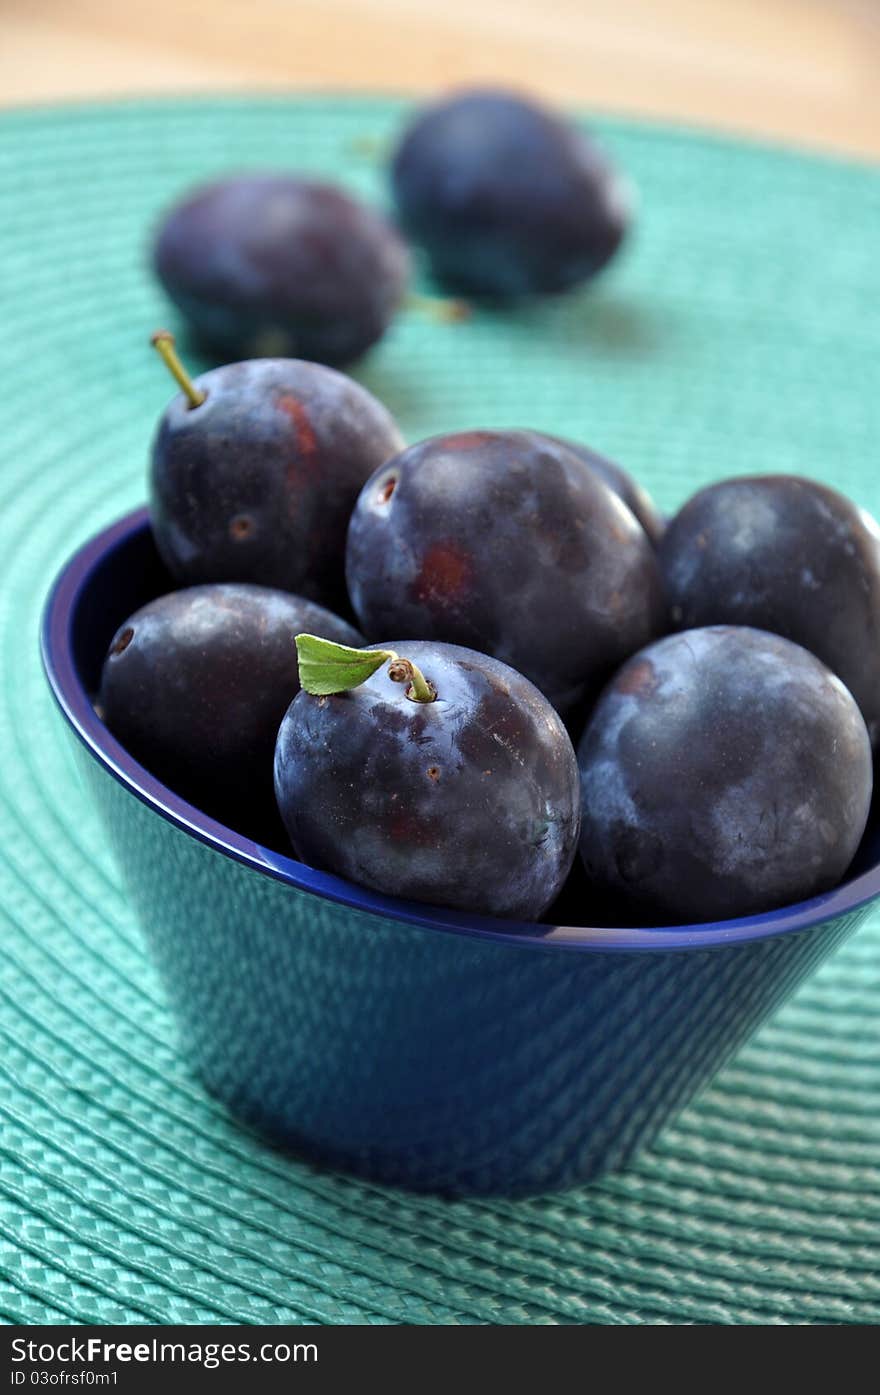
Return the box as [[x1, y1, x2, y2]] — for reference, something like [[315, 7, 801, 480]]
[[1, 95, 879, 1325]]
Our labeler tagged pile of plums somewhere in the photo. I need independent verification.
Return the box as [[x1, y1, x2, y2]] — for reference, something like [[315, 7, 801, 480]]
[[98, 334, 878, 927]]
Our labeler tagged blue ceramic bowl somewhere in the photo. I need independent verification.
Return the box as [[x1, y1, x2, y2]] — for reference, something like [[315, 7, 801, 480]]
[[41, 508, 880, 1195]]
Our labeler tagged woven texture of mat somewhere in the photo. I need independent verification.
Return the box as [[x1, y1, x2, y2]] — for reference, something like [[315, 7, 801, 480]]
[[1, 95, 879, 1325]]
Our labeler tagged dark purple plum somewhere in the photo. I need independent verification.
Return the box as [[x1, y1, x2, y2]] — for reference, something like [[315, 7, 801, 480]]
[[542, 435, 665, 546], [390, 88, 629, 297], [99, 584, 362, 841], [150, 346, 403, 612], [577, 626, 873, 923], [153, 174, 409, 365], [345, 430, 666, 713], [274, 640, 580, 919], [659, 475, 880, 745]]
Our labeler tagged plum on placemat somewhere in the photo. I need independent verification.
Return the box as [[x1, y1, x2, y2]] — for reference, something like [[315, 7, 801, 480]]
[[391, 88, 629, 298], [153, 174, 409, 365]]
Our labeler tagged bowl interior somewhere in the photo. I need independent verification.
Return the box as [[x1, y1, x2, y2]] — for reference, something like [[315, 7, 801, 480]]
[[43, 508, 880, 952]]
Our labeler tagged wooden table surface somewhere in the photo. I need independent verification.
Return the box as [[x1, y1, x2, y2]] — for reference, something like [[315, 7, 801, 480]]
[[2, 0, 879, 160]]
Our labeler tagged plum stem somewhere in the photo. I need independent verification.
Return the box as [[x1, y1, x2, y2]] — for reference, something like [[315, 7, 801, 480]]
[[406, 291, 471, 324], [295, 633, 437, 702], [387, 657, 436, 703], [151, 330, 206, 409]]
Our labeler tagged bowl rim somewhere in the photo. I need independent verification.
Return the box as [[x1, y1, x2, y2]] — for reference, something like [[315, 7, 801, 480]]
[[40, 506, 880, 954]]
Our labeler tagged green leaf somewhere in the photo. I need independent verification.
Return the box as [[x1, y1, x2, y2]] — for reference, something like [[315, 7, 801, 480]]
[[295, 633, 396, 696]]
